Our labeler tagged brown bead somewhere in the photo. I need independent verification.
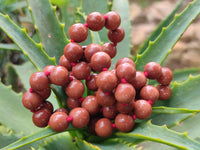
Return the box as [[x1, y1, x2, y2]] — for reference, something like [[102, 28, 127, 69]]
[[102, 43, 117, 58], [59, 55, 72, 71], [96, 71, 118, 92], [157, 67, 173, 85], [49, 112, 69, 132], [116, 100, 134, 114], [108, 26, 125, 43], [29, 72, 49, 91], [36, 87, 51, 100], [104, 11, 121, 30], [115, 113, 134, 132], [36, 101, 54, 113], [86, 12, 105, 31], [72, 61, 91, 80], [143, 62, 162, 79], [50, 66, 69, 86], [156, 85, 172, 100], [81, 96, 100, 115], [63, 42, 83, 63], [140, 85, 159, 104], [115, 83, 136, 103], [54, 108, 68, 114], [96, 89, 116, 106], [116, 63, 136, 83], [22, 91, 42, 110], [69, 23, 88, 42], [32, 108, 51, 127], [116, 57, 135, 68], [102, 105, 117, 119], [86, 73, 98, 91], [84, 43, 102, 62], [95, 118, 113, 137], [90, 52, 111, 72], [131, 71, 147, 90], [69, 107, 90, 128], [134, 99, 152, 119], [66, 97, 81, 109], [65, 79, 85, 99], [42, 65, 55, 74]]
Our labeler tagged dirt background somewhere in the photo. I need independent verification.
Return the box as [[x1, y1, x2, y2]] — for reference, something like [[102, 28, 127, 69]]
[[129, 0, 200, 70]]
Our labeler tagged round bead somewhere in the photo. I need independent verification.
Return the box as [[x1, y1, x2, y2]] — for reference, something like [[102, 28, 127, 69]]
[[115, 113, 134, 132], [156, 85, 172, 100], [64, 42, 83, 63], [65, 79, 85, 99], [143, 62, 162, 79], [50, 66, 69, 86], [131, 71, 147, 90], [29, 72, 49, 91], [69, 23, 88, 42], [115, 83, 136, 103], [49, 112, 69, 132], [59, 55, 72, 71], [95, 118, 113, 137], [69, 107, 90, 128], [66, 97, 81, 109], [84, 43, 102, 62], [96, 89, 116, 106], [102, 43, 117, 58], [32, 108, 51, 127], [104, 11, 121, 30], [108, 26, 125, 43], [134, 99, 152, 119], [86, 12, 105, 31], [72, 61, 91, 80], [90, 52, 111, 72], [140, 85, 159, 104], [96, 71, 118, 92], [86, 73, 98, 91], [157, 67, 173, 85]]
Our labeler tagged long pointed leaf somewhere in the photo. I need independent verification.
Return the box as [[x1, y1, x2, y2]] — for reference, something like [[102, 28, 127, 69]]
[[135, 0, 200, 71], [116, 121, 200, 150], [28, 0, 68, 64]]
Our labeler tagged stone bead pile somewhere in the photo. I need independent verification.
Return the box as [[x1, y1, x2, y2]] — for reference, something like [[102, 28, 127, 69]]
[[22, 11, 173, 138]]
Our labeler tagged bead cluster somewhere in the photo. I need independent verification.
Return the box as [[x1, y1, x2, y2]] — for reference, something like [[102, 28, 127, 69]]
[[22, 11, 173, 137]]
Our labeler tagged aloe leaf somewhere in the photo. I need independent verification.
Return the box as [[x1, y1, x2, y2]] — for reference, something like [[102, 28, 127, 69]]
[[0, 126, 19, 149], [172, 68, 200, 83], [0, 44, 21, 51], [93, 138, 137, 150], [38, 132, 79, 150], [4, 63, 19, 92], [151, 74, 200, 127], [28, 0, 68, 64], [2, 126, 76, 150], [0, 13, 56, 70], [135, 0, 200, 71], [116, 121, 200, 150], [135, 0, 183, 57], [152, 106, 200, 114], [111, 0, 131, 65], [0, 82, 39, 135], [75, 137, 100, 150]]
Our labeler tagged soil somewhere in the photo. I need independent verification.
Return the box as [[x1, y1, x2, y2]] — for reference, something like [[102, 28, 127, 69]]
[[130, 0, 200, 70]]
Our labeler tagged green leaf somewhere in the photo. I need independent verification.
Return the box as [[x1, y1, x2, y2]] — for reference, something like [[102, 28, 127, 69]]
[[0, 13, 56, 70], [135, 0, 200, 71], [134, 0, 183, 57], [50, 0, 70, 6], [152, 106, 200, 114], [172, 68, 200, 83], [0, 44, 21, 51], [28, 0, 69, 64], [0, 82, 39, 135], [116, 121, 200, 150], [93, 138, 137, 150], [151, 74, 200, 127], [75, 137, 100, 150], [111, 0, 131, 65], [0, 126, 19, 149], [38, 132, 79, 150]]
